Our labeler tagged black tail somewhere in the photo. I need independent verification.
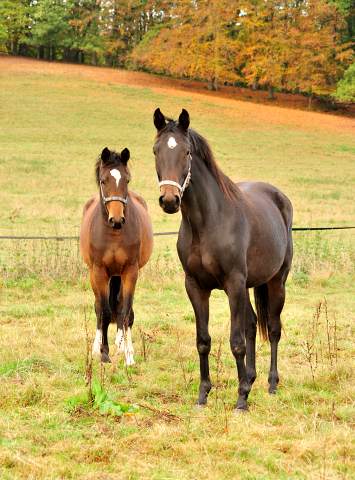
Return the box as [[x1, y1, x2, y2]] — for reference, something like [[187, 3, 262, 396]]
[[109, 276, 121, 323], [254, 284, 269, 342]]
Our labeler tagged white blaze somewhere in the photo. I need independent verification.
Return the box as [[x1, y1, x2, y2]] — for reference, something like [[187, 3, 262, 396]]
[[92, 329, 101, 356], [168, 137, 177, 149], [110, 169, 121, 187]]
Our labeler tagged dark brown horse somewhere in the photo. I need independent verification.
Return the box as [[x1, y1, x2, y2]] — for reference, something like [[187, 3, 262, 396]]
[[80, 147, 153, 364], [153, 109, 293, 412]]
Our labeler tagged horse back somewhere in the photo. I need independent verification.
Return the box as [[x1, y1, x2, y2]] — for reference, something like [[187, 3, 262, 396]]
[[238, 181, 293, 232], [130, 193, 153, 268]]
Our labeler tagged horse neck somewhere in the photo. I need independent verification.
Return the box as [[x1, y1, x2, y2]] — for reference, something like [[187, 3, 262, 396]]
[[181, 154, 237, 228]]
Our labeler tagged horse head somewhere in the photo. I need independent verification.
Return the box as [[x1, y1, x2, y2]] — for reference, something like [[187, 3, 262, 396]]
[[97, 147, 130, 229], [153, 108, 192, 214]]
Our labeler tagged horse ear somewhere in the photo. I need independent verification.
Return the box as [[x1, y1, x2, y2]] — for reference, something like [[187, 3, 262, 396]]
[[154, 108, 166, 131], [101, 147, 110, 162], [120, 148, 130, 165], [178, 109, 190, 132]]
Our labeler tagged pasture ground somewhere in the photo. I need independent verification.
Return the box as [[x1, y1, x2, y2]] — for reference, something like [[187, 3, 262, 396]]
[[0, 56, 355, 479]]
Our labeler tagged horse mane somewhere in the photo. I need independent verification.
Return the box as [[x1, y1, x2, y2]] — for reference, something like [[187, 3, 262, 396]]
[[157, 118, 241, 205], [95, 151, 123, 187]]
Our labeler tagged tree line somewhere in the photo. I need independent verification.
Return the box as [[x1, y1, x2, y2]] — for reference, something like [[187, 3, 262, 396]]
[[1, 0, 355, 101]]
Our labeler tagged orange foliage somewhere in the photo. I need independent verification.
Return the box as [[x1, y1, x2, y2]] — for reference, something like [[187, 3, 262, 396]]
[[136, 0, 353, 95]]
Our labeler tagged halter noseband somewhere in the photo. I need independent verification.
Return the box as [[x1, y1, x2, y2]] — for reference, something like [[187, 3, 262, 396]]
[[157, 154, 192, 198], [100, 183, 127, 216]]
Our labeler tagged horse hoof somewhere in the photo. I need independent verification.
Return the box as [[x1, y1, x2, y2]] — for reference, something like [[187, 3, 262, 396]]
[[193, 404, 207, 413], [101, 353, 111, 363], [268, 387, 278, 395], [233, 406, 248, 415]]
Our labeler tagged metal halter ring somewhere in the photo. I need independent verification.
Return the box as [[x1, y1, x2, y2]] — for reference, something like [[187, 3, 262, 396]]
[[157, 154, 192, 198], [100, 184, 127, 216]]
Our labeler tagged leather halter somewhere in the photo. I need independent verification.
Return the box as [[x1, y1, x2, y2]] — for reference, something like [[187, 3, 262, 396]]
[[100, 183, 127, 216], [157, 154, 192, 198]]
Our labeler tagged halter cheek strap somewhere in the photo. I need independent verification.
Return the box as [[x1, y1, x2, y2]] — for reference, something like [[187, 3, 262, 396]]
[[100, 184, 127, 216], [157, 154, 192, 198]]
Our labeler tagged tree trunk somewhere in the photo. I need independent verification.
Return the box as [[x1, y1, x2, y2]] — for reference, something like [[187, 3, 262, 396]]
[[46, 43, 50, 60], [133, 19, 138, 71], [80, 51, 85, 64], [12, 41, 18, 55], [91, 51, 97, 66], [330, 74, 335, 86], [62, 47, 68, 62], [251, 77, 258, 91], [72, 49, 79, 63], [23, 44, 28, 57], [207, 79, 217, 91], [52, 46, 56, 61], [105, 54, 113, 68], [308, 93, 313, 108], [213, 77, 218, 91], [268, 83, 275, 100]]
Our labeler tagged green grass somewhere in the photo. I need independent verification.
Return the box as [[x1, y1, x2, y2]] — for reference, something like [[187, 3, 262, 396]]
[[0, 62, 355, 478]]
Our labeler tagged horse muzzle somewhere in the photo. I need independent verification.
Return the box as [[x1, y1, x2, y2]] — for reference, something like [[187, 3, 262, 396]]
[[159, 193, 181, 214], [109, 216, 126, 229]]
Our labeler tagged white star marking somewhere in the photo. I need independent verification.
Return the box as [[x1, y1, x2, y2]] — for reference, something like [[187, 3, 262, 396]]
[[110, 169, 121, 186], [168, 137, 177, 149]]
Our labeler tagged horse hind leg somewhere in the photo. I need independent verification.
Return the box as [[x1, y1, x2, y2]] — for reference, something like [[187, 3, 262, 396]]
[[245, 292, 257, 387], [266, 272, 288, 394]]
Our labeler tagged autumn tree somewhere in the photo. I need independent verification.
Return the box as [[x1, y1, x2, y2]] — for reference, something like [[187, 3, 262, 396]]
[[237, 0, 352, 101], [136, 0, 243, 90]]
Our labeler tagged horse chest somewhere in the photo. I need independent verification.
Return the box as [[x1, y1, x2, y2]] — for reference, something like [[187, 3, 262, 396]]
[[185, 245, 225, 289]]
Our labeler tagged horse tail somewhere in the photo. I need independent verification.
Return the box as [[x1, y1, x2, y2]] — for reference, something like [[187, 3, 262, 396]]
[[254, 284, 269, 342], [109, 276, 121, 323]]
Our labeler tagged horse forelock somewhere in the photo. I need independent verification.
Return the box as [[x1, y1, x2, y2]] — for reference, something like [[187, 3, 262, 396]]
[[95, 151, 124, 187], [157, 120, 241, 205]]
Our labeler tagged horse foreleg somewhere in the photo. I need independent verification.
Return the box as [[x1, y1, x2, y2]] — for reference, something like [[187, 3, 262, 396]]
[[91, 267, 111, 363], [115, 268, 138, 365], [226, 275, 250, 412], [185, 275, 211, 407]]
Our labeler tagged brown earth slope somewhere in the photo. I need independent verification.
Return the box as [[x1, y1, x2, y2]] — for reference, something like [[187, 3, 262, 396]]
[[1, 55, 355, 133]]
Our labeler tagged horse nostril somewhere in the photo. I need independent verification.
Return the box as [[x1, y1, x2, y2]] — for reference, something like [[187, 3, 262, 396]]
[[159, 196, 164, 209], [174, 195, 180, 206], [121, 217, 125, 225], [109, 218, 115, 227]]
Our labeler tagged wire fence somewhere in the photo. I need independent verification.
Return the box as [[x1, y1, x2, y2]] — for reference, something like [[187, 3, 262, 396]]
[[1, 226, 355, 241]]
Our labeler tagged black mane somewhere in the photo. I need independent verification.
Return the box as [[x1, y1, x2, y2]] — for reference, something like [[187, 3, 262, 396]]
[[157, 118, 241, 204], [95, 151, 121, 187]]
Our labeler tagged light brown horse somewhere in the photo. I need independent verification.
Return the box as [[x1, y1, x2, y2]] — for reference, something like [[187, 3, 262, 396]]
[[80, 147, 153, 364]]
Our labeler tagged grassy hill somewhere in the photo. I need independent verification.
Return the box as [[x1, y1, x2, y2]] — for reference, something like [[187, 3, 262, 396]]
[[0, 57, 354, 479]]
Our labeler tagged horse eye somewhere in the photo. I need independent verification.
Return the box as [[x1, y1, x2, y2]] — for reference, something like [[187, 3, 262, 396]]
[[101, 180, 106, 185], [127, 179, 130, 184]]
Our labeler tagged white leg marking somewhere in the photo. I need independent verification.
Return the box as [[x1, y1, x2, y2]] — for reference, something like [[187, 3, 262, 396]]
[[110, 169, 121, 187], [124, 328, 135, 366], [115, 328, 125, 354], [168, 137, 177, 149], [92, 329, 102, 356]]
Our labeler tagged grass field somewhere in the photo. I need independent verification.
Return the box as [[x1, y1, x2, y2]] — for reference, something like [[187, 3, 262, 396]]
[[0, 57, 355, 479]]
